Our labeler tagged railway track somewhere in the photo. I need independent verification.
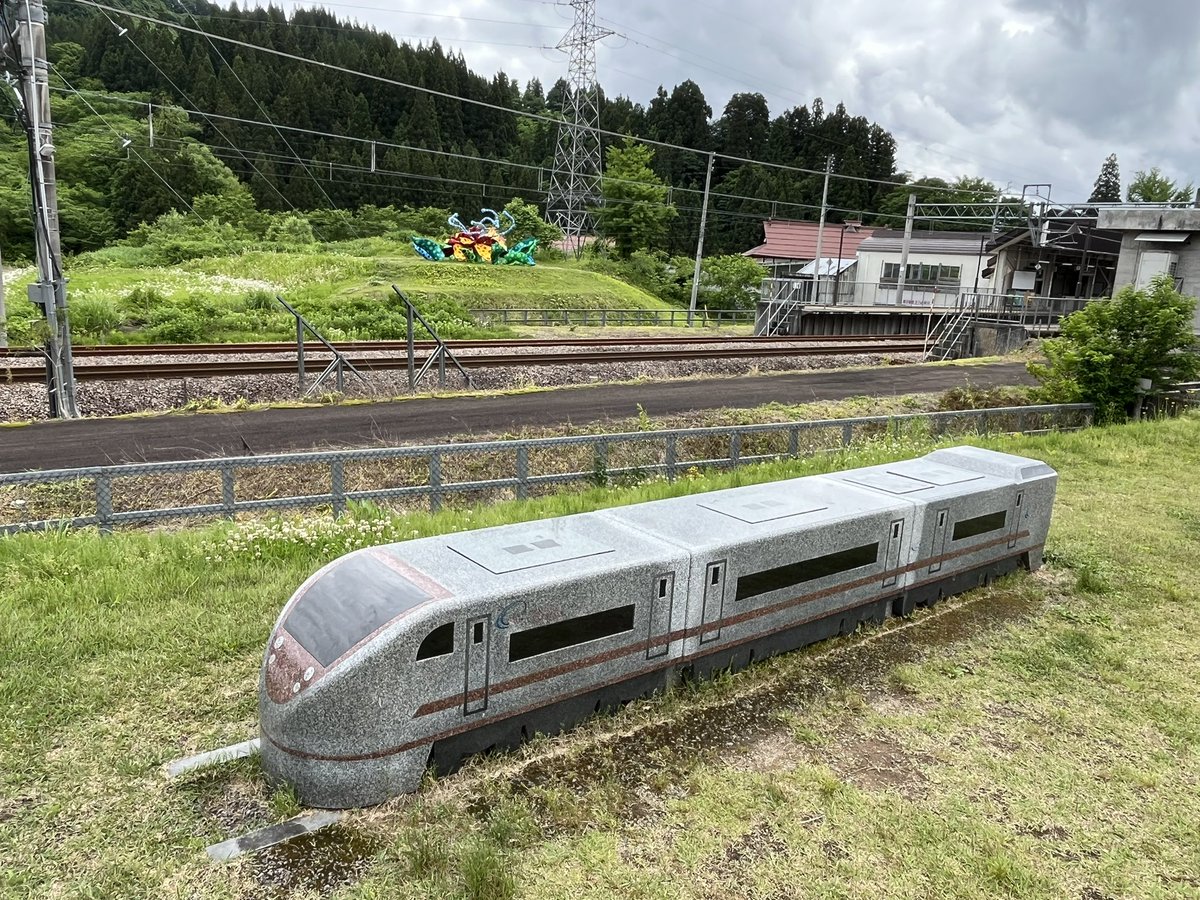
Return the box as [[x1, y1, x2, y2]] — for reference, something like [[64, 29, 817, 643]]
[[0, 339, 926, 384], [0, 333, 915, 359]]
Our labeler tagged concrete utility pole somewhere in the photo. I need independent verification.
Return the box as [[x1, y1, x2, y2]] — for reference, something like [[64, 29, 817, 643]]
[[0, 247, 7, 348], [895, 192, 916, 305], [811, 155, 832, 303], [6, 0, 77, 416], [687, 151, 715, 328]]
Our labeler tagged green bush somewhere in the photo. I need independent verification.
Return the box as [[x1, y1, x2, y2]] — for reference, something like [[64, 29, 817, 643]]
[[146, 306, 208, 343], [1029, 275, 1200, 423], [68, 298, 123, 339], [266, 215, 317, 246], [120, 286, 168, 325]]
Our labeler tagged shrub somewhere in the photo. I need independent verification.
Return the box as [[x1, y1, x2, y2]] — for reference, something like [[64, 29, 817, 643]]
[[1029, 276, 1200, 423], [266, 215, 317, 246], [146, 306, 208, 343], [68, 298, 123, 339]]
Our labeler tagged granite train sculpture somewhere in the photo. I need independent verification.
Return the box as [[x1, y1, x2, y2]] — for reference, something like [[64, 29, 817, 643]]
[[260, 446, 1057, 808]]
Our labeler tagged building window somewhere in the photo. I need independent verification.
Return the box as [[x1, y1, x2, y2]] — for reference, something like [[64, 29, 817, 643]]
[[952, 510, 1007, 541], [508, 605, 636, 662], [416, 623, 454, 660], [881, 263, 962, 287], [735, 542, 880, 602]]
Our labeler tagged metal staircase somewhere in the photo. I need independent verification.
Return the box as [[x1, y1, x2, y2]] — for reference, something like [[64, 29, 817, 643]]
[[924, 303, 975, 360]]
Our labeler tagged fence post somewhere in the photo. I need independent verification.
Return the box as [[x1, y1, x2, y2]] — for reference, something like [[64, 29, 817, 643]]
[[730, 431, 741, 466], [592, 439, 609, 486], [600, 310, 607, 328], [790, 425, 801, 457], [665, 433, 678, 481], [841, 422, 852, 448], [515, 446, 529, 501], [95, 472, 113, 534], [429, 452, 443, 513], [1017, 410, 1028, 435], [221, 465, 236, 519], [296, 318, 305, 391], [330, 460, 346, 517], [980, 411, 991, 436]]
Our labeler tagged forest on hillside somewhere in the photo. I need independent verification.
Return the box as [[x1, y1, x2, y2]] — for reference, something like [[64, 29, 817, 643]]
[[0, 0, 974, 261]]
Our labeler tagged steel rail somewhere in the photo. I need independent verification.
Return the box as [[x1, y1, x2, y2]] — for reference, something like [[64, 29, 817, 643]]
[[0, 340, 927, 383], [0, 333, 919, 359]]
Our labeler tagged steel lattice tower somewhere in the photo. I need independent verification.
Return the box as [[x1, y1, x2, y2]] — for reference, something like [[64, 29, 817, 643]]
[[546, 0, 611, 254]]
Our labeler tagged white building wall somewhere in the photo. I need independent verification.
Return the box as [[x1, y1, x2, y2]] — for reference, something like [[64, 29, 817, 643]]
[[851, 249, 993, 307]]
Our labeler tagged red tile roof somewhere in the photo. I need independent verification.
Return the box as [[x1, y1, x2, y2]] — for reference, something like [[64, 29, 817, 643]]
[[745, 219, 876, 262]]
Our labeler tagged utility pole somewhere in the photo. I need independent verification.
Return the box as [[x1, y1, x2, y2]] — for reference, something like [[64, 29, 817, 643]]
[[0, 246, 7, 348], [546, 0, 612, 255], [687, 151, 715, 328], [895, 193, 916, 306], [5, 0, 77, 416], [811, 156, 832, 304]]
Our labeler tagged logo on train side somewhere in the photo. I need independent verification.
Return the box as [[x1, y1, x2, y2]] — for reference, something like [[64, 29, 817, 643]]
[[495, 600, 527, 629]]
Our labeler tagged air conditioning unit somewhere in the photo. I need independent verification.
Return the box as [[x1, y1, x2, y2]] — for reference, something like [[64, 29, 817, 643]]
[[1135, 250, 1179, 288]]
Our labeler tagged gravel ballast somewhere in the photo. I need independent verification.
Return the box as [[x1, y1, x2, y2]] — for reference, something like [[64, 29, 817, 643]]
[[0, 352, 924, 422]]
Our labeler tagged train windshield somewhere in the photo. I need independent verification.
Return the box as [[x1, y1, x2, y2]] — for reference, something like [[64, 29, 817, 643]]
[[286, 555, 431, 667]]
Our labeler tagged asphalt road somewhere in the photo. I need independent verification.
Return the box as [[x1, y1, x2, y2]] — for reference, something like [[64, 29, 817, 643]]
[[1, 362, 1034, 472]]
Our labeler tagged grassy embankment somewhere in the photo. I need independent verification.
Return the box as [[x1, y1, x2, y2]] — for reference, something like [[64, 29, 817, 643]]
[[2, 416, 1198, 898], [2, 251, 671, 345]]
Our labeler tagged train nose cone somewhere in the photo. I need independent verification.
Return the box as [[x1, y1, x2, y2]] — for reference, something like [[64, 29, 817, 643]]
[[263, 628, 320, 704]]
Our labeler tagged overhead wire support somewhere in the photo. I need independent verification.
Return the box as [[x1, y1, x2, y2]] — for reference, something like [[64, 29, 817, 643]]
[[6, 0, 77, 417], [546, 0, 612, 254], [70, 0, 1022, 201]]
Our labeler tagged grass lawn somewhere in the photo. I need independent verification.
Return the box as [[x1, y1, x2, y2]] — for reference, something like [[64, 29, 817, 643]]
[[2, 252, 667, 346], [1, 417, 1198, 898]]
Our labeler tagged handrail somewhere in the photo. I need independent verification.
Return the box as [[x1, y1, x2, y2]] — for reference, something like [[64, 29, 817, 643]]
[[275, 295, 367, 396], [392, 285, 474, 390]]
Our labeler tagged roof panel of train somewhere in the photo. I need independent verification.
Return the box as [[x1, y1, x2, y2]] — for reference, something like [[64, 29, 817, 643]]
[[923, 446, 1057, 482], [596, 475, 907, 548], [367, 511, 685, 598], [822, 449, 1022, 500]]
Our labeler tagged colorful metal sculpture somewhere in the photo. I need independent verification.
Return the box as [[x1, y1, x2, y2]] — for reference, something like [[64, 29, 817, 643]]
[[411, 209, 538, 266]]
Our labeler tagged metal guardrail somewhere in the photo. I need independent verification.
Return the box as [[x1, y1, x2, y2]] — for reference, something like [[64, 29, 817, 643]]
[[472, 308, 756, 327], [0, 404, 1093, 534]]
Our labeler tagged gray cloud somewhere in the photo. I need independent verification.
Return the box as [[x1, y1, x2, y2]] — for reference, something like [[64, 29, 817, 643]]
[[263, 0, 1198, 200]]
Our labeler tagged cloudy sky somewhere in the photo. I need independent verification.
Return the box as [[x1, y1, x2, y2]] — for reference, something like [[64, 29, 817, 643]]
[[257, 0, 1198, 202]]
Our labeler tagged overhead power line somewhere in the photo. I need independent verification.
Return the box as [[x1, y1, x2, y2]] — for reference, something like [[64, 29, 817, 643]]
[[46, 84, 1010, 230], [67, 0, 1021, 200]]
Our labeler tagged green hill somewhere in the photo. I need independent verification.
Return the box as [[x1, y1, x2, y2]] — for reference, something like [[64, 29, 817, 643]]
[[2, 249, 669, 345]]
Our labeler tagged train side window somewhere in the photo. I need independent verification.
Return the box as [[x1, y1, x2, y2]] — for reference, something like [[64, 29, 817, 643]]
[[473, 621, 485, 644], [658, 577, 668, 598], [711, 566, 721, 585], [735, 542, 880, 602], [952, 510, 1007, 541], [509, 604, 636, 662], [416, 622, 455, 660], [892, 521, 901, 538]]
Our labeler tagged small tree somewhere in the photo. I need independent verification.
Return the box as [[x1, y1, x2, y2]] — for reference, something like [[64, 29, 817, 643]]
[[594, 139, 677, 257], [1127, 167, 1195, 203], [1029, 276, 1200, 423], [697, 255, 766, 310], [1088, 154, 1121, 203], [502, 197, 562, 247]]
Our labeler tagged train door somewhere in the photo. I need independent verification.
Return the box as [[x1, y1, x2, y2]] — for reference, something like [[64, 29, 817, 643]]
[[647, 572, 675, 659], [700, 560, 727, 644], [1007, 490, 1024, 549], [882, 518, 904, 587], [928, 508, 950, 573], [464, 615, 490, 715]]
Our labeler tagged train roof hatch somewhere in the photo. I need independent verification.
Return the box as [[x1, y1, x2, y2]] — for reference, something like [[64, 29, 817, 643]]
[[698, 490, 828, 524], [448, 529, 614, 575]]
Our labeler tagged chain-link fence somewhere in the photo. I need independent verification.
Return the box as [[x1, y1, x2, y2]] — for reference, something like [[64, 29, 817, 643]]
[[471, 308, 756, 327], [0, 404, 1093, 534]]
